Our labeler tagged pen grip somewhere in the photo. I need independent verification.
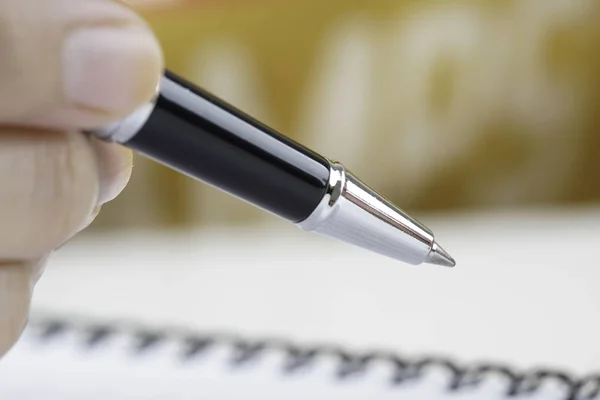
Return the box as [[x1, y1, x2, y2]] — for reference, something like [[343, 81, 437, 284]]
[[123, 71, 331, 223]]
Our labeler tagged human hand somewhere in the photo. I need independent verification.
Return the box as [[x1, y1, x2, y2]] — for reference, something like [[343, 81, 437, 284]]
[[0, 0, 163, 357]]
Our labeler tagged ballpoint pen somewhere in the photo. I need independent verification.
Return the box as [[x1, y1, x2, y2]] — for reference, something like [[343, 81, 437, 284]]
[[91, 69, 456, 267]]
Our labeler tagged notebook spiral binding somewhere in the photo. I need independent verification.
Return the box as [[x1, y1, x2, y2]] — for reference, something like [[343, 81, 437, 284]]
[[26, 316, 600, 400]]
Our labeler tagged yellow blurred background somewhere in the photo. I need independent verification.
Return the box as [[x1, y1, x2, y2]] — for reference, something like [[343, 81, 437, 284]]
[[94, 0, 600, 230]]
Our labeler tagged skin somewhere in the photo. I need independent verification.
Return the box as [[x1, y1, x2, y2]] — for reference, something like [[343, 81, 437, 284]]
[[0, 0, 163, 357]]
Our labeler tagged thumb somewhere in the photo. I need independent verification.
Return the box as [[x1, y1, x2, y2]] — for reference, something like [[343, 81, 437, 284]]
[[0, 0, 163, 130]]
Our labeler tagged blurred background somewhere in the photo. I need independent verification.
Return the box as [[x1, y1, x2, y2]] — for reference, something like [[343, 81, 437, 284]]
[[93, 0, 600, 230]]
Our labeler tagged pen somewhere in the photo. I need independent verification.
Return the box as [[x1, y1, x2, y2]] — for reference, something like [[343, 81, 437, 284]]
[[91, 69, 456, 267]]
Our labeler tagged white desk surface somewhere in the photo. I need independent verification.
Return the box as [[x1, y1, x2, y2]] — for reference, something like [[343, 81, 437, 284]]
[[31, 207, 600, 375]]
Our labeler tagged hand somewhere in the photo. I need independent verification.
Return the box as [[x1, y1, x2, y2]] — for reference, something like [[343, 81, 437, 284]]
[[0, 0, 163, 357]]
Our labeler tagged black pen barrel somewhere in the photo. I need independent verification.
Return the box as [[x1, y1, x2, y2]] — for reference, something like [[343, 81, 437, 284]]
[[91, 70, 456, 267], [123, 70, 331, 223]]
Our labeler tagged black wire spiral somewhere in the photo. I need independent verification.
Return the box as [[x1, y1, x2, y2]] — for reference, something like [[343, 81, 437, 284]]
[[26, 316, 600, 400]]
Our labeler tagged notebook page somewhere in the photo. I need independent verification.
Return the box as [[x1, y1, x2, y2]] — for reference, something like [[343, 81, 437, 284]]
[[1, 208, 599, 398]]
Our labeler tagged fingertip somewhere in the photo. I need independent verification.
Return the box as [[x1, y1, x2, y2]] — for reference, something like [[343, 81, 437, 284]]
[[91, 139, 134, 205]]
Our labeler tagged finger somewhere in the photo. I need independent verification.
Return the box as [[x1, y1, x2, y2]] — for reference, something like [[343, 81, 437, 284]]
[[0, 129, 99, 260], [0, 0, 163, 130], [0, 260, 33, 358], [14, 138, 134, 256], [0, 139, 132, 356]]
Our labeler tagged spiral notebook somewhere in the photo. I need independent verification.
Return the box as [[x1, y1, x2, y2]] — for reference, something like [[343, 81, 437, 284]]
[[2, 209, 600, 399], [0, 315, 599, 400]]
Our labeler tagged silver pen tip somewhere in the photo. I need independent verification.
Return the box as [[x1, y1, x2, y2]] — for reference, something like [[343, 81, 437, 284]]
[[425, 242, 456, 267], [297, 162, 458, 267]]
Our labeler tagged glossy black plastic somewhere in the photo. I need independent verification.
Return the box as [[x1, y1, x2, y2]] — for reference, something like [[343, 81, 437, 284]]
[[125, 70, 331, 223]]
